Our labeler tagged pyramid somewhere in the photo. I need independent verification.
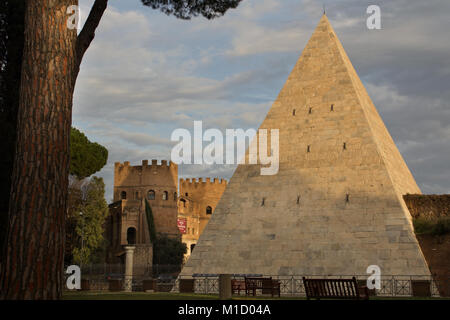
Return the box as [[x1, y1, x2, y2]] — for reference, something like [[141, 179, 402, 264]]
[[180, 15, 430, 277]]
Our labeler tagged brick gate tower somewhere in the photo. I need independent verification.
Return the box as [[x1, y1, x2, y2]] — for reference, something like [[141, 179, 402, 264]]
[[106, 160, 180, 274]]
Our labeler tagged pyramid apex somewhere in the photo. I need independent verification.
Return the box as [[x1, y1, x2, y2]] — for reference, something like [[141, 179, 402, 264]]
[[319, 11, 331, 23], [312, 12, 333, 35]]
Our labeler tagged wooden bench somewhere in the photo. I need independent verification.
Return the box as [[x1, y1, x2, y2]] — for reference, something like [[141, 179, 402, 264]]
[[245, 277, 281, 297], [231, 279, 246, 295], [303, 277, 369, 300]]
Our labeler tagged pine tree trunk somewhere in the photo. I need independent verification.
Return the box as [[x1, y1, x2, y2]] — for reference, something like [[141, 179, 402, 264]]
[[0, 0, 77, 299]]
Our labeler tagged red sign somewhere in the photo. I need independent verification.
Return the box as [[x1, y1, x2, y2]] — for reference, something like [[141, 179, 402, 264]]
[[177, 218, 187, 234]]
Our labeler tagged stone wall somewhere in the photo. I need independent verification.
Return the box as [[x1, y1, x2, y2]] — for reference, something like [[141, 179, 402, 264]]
[[403, 194, 450, 296], [416, 234, 450, 296], [403, 194, 450, 219]]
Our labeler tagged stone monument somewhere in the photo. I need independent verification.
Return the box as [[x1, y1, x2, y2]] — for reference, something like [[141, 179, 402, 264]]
[[178, 14, 431, 278]]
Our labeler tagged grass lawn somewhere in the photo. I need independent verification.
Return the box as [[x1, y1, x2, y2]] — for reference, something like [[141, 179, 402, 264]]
[[63, 291, 306, 300], [64, 291, 220, 300], [63, 291, 449, 300]]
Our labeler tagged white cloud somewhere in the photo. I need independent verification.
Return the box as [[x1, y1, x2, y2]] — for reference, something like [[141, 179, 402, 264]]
[[74, 0, 450, 200]]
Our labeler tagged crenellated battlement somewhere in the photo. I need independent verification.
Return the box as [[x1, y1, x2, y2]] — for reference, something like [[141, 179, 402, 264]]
[[115, 159, 177, 170], [180, 177, 228, 185], [179, 177, 228, 206], [114, 160, 178, 192]]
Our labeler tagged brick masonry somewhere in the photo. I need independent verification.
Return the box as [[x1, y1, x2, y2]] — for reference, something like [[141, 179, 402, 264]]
[[178, 178, 227, 260], [105, 160, 228, 274]]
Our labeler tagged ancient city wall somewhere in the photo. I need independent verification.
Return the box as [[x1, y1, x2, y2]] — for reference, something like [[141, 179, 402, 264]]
[[403, 194, 450, 219], [404, 194, 450, 296], [180, 178, 227, 233]]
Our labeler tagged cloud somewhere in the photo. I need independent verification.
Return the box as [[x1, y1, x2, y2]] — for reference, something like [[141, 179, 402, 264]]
[[74, 0, 450, 200], [365, 82, 450, 194]]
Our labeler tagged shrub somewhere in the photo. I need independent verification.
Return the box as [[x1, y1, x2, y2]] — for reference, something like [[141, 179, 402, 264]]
[[153, 234, 187, 266], [413, 217, 450, 236]]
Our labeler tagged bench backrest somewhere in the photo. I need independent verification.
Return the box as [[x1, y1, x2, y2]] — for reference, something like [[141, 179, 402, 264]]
[[231, 279, 245, 289], [245, 277, 272, 289], [303, 277, 361, 299]]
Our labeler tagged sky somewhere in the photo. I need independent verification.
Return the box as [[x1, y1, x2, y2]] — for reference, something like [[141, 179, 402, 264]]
[[73, 0, 450, 201]]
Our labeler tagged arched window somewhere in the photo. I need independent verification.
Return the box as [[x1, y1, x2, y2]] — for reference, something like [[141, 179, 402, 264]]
[[206, 206, 212, 215], [174, 192, 177, 201], [162, 191, 168, 200], [121, 191, 127, 200], [147, 190, 155, 200], [135, 191, 139, 200], [190, 244, 196, 254], [127, 227, 136, 245], [180, 199, 186, 207]]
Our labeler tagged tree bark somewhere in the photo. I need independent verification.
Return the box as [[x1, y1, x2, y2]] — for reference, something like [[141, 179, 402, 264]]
[[0, 0, 77, 299]]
